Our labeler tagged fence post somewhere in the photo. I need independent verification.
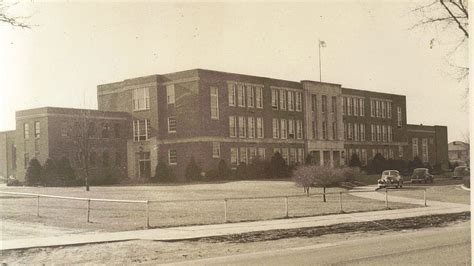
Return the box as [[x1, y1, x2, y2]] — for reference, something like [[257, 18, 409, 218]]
[[36, 195, 40, 217], [224, 199, 228, 223], [339, 192, 343, 213], [87, 199, 91, 223], [285, 197, 289, 218], [145, 201, 150, 229], [385, 189, 389, 209], [423, 189, 427, 207]]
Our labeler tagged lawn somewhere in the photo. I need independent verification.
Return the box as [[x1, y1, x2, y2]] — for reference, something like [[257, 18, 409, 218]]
[[386, 182, 470, 205], [0, 181, 418, 232]]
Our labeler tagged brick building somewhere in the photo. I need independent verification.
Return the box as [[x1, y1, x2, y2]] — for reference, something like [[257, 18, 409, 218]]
[[0, 69, 449, 181]]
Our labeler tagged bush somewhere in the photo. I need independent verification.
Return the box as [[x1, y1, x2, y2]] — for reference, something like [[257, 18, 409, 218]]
[[25, 158, 42, 186], [343, 167, 361, 182], [366, 153, 387, 174], [42, 158, 60, 186], [247, 158, 271, 179], [185, 157, 202, 181], [57, 157, 77, 186], [270, 152, 288, 178], [152, 159, 174, 182], [90, 168, 120, 186], [349, 154, 362, 168]]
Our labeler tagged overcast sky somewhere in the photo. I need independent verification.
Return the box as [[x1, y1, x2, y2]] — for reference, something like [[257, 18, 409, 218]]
[[0, 1, 469, 142]]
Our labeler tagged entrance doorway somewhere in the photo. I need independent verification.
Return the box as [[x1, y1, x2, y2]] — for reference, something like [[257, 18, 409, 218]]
[[137, 152, 151, 179]]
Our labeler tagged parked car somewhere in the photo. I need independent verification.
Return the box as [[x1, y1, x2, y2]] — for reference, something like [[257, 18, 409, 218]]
[[410, 168, 434, 183], [452, 166, 470, 179], [377, 170, 403, 189]]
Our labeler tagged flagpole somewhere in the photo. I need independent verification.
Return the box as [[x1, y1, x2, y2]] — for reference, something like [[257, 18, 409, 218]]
[[318, 39, 322, 82]]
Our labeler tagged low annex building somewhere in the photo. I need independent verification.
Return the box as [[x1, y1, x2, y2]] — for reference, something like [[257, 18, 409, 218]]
[[0, 69, 449, 181]]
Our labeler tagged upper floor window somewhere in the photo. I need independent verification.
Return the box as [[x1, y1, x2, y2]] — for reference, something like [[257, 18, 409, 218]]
[[168, 117, 177, 133], [296, 92, 302, 111], [371, 124, 376, 141], [229, 116, 237, 137], [376, 100, 381, 117], [322, 121, 328, 140], [288, 119, 295, 139], [370, 100, 375, 117], [34, 121, 40, 138], [296, 120, 303, 139], [412, 138, 419, 158], [238, 116, 246, 138], [210, 87, 219, 120], [354, 123, 359, 141], [280, 119, 287, 139], [387, 125, 392, 142], [133, 119, 150, 141], [23, 123, 29, 140], [376, 125, 381, 142], [272, 118, 279, 139], [287, 91, 294, 111], [360, 123, 365, 141], [237, 85, 245, 107], [360, 98, 365, 116], [353, 98, 359, 116], [381, 101, 387, 118], [133, 87, 150, 110], [167, 84, 175, 104], [397, 107, 402, 127], [342, 97, 347, 115], [271, 89, 278, 110], [332, 121, 337, 140], [322, 95, 327, 113], [256, 87, 263, 108], [248, 117, 255, 138], [387, 102, 392, 118], [347, 97, 352, 115], [228, 84, 236, 106], [256, 117, 264, 138], [247, 86, 255, 108], [331, 96, 337, 113], [311, 94, 317, 112], [101, 123, 110, 138], [279, 90, 287, 110]]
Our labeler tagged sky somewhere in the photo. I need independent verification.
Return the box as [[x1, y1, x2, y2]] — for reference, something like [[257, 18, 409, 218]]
[[0, 1, 469, 142]]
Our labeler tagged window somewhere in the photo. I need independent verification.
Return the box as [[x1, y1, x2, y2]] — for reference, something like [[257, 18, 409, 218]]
[[322, 95, 327, 113], [361, 149, 367, 165], [258, 148, 266, 159], [167, 84, 175, 104], [387, 126, 392, 142], [168, 117, 177, 133], [297, 149, 304, 164], [61, 122, 68, 137], [272, 118, 279, 139], [389, 149, 394, 159], [376, 125, 381, 142], [322, 121, 328, 140], [23, 123, 29, 139], [354, 123, 359, 141], [282, 148, 289, 164], [247, 86, 255, 108], [229, 116, 237, 137], [256, 117, 264, 138], [398, 146, 404, 158], [279, 90, 287, 110], [331, 96, 337, 113], [382, 125, 387, 142], [133, 87, 150, 110], [248, 117, 255, 138], [168, 149, 177, 165], [228, 84, 236, 106], [256, 87, 263, 108], [381, 101, 386, 118], [412, 138, 419, 158], [212, 142, 220, 158], [360, 98, 365, 116], [34, 121, 40, 138], [280, 119, 287, 139], [332, 121, 337, 140], [210, 87, 219, 119], [34, 139, 39, 156], [371, 124, 376, 141], [240, 147, 248, 165], [383, 149, 389, 159], [342, 97, 347, 115], [238, 116, 247, 138], [296, 92, 302, 111], [115, 152, 121, 166], [24, 153, 29, 169], [248, 147, 257, 162], [370, 100, 375, 117], [397, 107, 402, 127], [360, 124, 365, 141], [376, 100, 380, 117], [422, 138, 429, 162], [102, 123, 110, 138], [273, 148, 281, 155], [347, 123, 353, 140], [288, 119, 295, 139], [344, 123, 347, 140], [287, 91, 294, 111], [289, 148, 296, 165], [237, 84, 245, 107], [133, 120, 150, 141], [312, 121, 317, 139], [353, 98, 358, 116], [387, 102, 392, 118], [311, 94, 317, 112], [296, 120, 303, 139], [271, 89, 278, 109], [230, 148, 239, 166], [102, 151, 109, 167], [347, 97, 352, 115]]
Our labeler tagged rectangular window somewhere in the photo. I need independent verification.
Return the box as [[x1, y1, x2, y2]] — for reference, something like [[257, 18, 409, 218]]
[[229, 116, 237, 137], [248, 117, 255, 138], [228, 84, 236, 106], [288, 119, 295, 139], [296, 92, 302, 111], [256, 117, 264, 138], [371, 124, 376, 141], [347, 97, 352, 115], [237, 84, 245, 107], [311, 94, 317, 112], [397, 107, 402, 127], [133, 119, 150, 141], [360, 98, 365, 116], [387, 102, 392, 118], [354, 123, 359, 141], [342, 97, 347, 115], [166, 85, 175, 104], [256, 87, 263, 108], [133, 87, 150, 110], [238, 116, 247, 138], [297, 148, 304, 164], [168, 149, 177, 165], [281, 148, 289, 164], [376, 125, 381, 142], [212, 142, 220, 158], [23, 123, 29, 139], [296, 120, 303, 139], [376, 100, 381, 117], [168, 117, 177, 133], [389, 149, 394, 159], [383, 149, 389, 159], [240, 147, 248, 165], [230, 148, 239, 166], [247, 86, 254, 108], [398, 146, 403, 158], [279, 90, 287, 110], [332, 121, 337, 140], [248, 147, 257, 162], [34, 121, 40, 138], [210, 87, 219, 120], [280, 119, 287, 139], [332, 96, 337, 113], [360, 124, 365, 141], [272, 118, 279, 139], [388, 126, 392, 142], [344, 122, 347, 140], [322, 95, 327, 113], [271, 89, 278, 109], [422, 138, 429, 162], [287, 91, 294, 111], [381, 101, 386, 118], [348, 122, 353, 140], [312, 121, 317, 139], [61, 122, 68, 137], [289, 148, 296, 165], [353, 98, 359, 116], [382, 125, 387, 142], [370, 99, 375, 117], [257, 147, 266, 160], [322, 121, 328, 140]]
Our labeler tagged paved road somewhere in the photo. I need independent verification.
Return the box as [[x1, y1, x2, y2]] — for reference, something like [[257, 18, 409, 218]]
[[173, 223, 471, 265]]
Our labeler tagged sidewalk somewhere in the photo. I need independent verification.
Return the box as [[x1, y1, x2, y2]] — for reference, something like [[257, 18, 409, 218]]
[[1, 188, 470, 251]]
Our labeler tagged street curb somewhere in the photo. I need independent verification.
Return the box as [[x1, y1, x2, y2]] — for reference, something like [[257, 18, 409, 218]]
[[460, 185, 470, 191]]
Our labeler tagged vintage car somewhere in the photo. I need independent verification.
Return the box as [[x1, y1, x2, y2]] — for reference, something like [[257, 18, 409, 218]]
[[452, 166, 470, 179], [410, 168, 434, 183], [377, 170, 403, 189]]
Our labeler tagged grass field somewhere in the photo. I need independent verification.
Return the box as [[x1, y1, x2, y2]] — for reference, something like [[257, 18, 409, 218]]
[[0, 181, 418, 232]]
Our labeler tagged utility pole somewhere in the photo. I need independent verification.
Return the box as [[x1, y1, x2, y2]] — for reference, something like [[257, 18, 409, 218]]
[[318, 39, 326, 82]]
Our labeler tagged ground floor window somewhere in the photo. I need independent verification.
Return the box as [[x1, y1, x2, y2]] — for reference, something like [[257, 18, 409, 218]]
[[212, 142, 220, 158], [230, 148, 238, 166], [168, 150, 177, 165]]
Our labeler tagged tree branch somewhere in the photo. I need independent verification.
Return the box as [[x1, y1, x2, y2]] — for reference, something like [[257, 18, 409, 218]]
[[440, 0, 469, 38]]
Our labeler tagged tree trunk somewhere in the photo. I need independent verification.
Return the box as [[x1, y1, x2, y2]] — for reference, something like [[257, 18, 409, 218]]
[[323, 186, 326, 202]]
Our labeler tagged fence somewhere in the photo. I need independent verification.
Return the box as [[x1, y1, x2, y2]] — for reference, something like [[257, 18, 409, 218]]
[[0, 188, 427, 229]]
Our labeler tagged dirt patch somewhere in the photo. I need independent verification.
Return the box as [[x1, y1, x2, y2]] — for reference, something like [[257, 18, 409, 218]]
[[192, 212, 471, 243]]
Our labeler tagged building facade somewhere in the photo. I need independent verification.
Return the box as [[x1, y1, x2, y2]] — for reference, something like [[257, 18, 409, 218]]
[[448, 141, 470, 166], [1, 69, 449, 181]]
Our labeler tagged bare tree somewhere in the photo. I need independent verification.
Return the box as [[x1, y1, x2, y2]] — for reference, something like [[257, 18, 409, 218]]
[[71, 110, 93, 191], [292, 165, 345, 202], [0, 1, 31, 29]]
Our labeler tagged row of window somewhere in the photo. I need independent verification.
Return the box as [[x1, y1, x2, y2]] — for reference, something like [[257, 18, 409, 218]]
[[230, 147, 304, 166], [311, 120, 337, 140], [311, 95, 337, 114], [272, 119, 303, 139], [228, 83, 264, 108], [370, 99, 392, 119], [342, 97, 365, 116], [412, 138, 429, 163], [23, 121, 40, 140], [271, 88, 303, 111], [343, 123, 394, 143], [132, 84, 176, 112], [346, 146, 403, 165], [229, 116, 264, 138]]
